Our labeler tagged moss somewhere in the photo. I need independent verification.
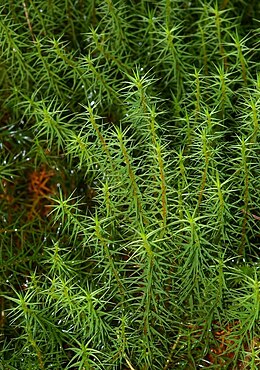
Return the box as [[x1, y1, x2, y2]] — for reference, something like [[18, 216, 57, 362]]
[[0, 1, 259, 369]]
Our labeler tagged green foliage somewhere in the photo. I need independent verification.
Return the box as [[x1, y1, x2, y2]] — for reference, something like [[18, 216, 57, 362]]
[[0, 1, 259, 369]]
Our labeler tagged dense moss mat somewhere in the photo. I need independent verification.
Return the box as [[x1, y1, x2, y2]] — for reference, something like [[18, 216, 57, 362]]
[[0, 1, 259, 369]]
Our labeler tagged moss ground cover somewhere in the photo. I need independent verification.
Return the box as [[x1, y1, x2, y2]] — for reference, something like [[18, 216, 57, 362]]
[[0, 1, 259, 369]]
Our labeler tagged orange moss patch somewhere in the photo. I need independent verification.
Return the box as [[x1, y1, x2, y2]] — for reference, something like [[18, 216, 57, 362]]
[[28, 166, 55, 219], [206, 321, 240, 366]]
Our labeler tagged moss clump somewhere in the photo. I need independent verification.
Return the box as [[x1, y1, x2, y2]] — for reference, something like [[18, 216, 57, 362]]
[[0, 1, 259, 369]]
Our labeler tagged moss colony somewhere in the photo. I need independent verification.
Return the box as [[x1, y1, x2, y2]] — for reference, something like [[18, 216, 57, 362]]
[[0, 1, 259, 369]]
